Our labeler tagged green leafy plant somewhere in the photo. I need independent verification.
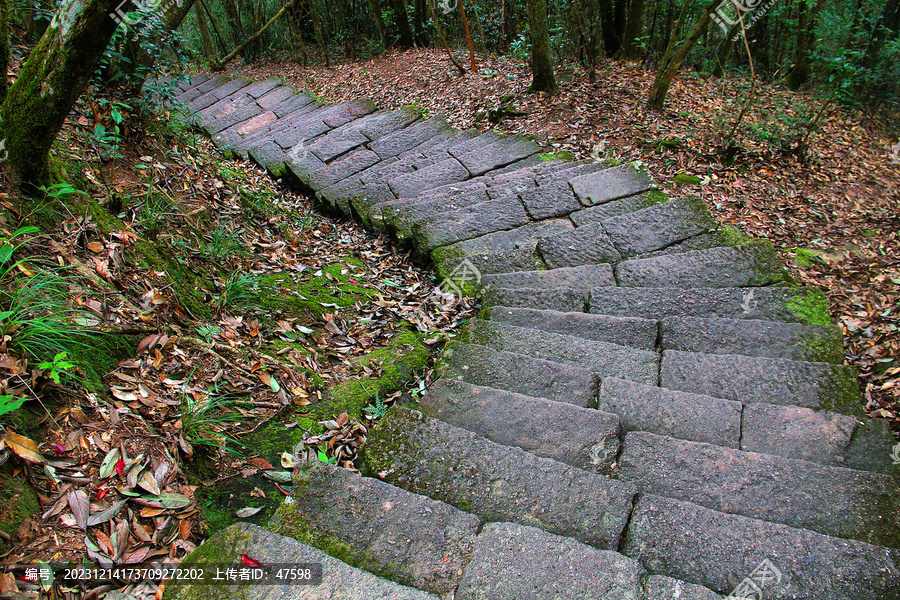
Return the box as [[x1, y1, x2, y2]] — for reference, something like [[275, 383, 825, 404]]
[[363, 392, 389, 419], [0, 395, 27, 417], [38, 352, 76, 385], [197, 324, 221, 343], [317, 447, 337, 464], [218, 271, 259, 314], [179, 384, 248, 454], [200, 225, 244, 260]]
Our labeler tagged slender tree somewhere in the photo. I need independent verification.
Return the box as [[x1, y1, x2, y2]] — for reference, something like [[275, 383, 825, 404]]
[[393, 0, 414, 48], [0, 0, 8, 103], [525, 0, 557, 91], [121, 0, 198, 88], [366, 0, 390, 49], [619, 0, 646, 60], [1, 0, 134, 184], [784, 0, 822, 89], [647, 0, 718, 109]]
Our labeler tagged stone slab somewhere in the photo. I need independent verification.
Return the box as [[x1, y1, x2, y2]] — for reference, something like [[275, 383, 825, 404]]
[[597, 378, 741, 448], [483, 264, 615, 292], [615, 243, 788, 288], [161, 523, 438, 600], [661, 316, 845, 363], [415, 196, 531, 252], [464, 319, 659, 384], [623, 495, 900, 600], [435, 248, 546, 283], [256, 85, 297, 110], [268, 461, 480, 595], [307, 148, 381, 191], [537, 222, 623, 268], [436, 342, 599, 408], [432, 219, 574, 261], [365, 407, 637, 550], [389, 158, 470, 199], [741, 402, 899, 474], [570, 193, 670, 226], [456, 137, 540, 176], [369, 117, 452, 159], [457, 522, 644, 600], [617, 431, 900, 547], [570, 164, 654, 206], [660, 350, 861, 414], [602, 195, 716, 257], [641, 575, 723, 600], [487, 306, 658, 348], [589, 286, 832, 325], [419, 379, 620, 472], [520, 163, 605, 220], [481, 287, 584, 312]]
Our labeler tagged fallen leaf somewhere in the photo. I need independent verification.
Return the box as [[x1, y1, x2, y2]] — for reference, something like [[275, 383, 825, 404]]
[[235, 506, 264, 518], [67, 490, 90, 530], [3, 430, 45, 463]]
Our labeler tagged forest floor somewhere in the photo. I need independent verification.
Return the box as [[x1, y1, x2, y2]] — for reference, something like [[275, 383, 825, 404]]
[[238, 47, 900, 428]]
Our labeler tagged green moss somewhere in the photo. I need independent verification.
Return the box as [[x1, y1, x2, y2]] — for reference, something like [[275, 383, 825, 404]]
[[819, 364, 864, 417], [606, 157, 621, 166], [639, 190, 669, 207], [786, 289, 832, 327], [195, 474, 278, 537], [719, 226, 755, 247], [135, 239, 213, 319], [799, 330, 844, 364], [0, 467, 39, 547], [673, 173, 703, 185], [73, 333, 139, 396], [537, 153, 556, 161], [257, 264, 377, 319]]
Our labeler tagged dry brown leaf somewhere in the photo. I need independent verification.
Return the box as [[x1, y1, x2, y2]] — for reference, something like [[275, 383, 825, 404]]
[[4, 431, 45, 464]]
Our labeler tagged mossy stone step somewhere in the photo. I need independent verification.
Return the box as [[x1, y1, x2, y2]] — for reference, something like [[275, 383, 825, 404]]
[[161, 523, 439, 600], [569, 191, 670, 225], [536, 222, 623, 268], [589, 285, 832, 325], [601, 194, 716, 257], [368, 116, 452, 159], [436, 342, 599, 407], [463, 319, 659, 384], [741, 402, 900, 475], [419, 379, 621, 472], [660, 315, 845, 363], [456, 136, 541, 177], [569, 164, 654, 206], [365, 406, 636, 550], [481, 287, 584, 312], [388, 157, 470, 199], [597, 378, 742, 448], [482, 264, 615, 293], [661, 349, 860, 414], [267, 461, 480, 595], [486, 305, 658, 348], [456, 522, 724, 600], [615, 243, 789, 287], [413, 196, 531, 253], [617, 431, 900, 547], [623, 495, 900, 599], [520, 161, 608, 219]]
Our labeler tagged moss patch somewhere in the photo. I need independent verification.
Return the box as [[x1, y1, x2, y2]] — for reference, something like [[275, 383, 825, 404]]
[[194, 473, 280, 538], [787, 289, 832, 326], [0, 466, 40, 550], [256, 261, 377, 319], [719, 226, 755, 247], [639, 189, 669, 207]]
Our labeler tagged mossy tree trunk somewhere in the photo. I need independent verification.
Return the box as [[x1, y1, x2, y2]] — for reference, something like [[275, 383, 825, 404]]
[[121, 0, 197, 91], [392, 0, 414, 48], [619, 0, 645, 60], [646, 0, 717, 110], [366, 0, 390, 49], [1, 0, 133, 185], [525, 0, 556, 92], [0, 0, 8, 103]]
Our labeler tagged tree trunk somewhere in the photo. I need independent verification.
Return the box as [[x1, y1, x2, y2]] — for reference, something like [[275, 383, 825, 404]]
[[784, 0, 819, 89], [366, 0, 390, 49], [0, 0, 8, 103], [619, 0, 646, 60], [1, 0, 133, 185], [863, 0, 900, 69], [121, 0, 197, 88], [573, 0, 604, 80], [712, 18, 742, 77], [413, 0, 429, 45], [525, 0, 556, 91], [393, 0, 414, 48], [460, 0, 476, 70], [647, 0, 717, 109], [194, 1, 217, 62]]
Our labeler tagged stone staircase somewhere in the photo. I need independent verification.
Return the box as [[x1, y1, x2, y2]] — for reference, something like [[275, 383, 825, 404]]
[[159, 73, 900, 600]]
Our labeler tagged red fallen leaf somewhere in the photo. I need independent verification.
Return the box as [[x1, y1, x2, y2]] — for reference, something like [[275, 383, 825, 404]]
[[249, 457, 274, 471], [97, 488, 108, 500], [54, 442, 65, 455], [241, 554, 263, 568], [115, 459, 125, 476]]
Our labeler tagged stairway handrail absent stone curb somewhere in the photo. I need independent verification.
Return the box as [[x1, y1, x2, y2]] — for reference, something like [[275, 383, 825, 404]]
[[162, 72, 900, 600]]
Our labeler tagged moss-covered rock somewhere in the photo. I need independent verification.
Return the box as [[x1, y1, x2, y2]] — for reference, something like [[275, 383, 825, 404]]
[[786, 288, 832, 327], [0, 466, 40, 551]]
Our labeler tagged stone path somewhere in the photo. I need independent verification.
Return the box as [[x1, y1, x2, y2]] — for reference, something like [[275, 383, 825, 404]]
[[159, 74, 900, 600]]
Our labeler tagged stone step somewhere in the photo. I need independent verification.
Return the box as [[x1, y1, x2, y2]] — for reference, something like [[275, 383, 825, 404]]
[[601, 195, 716, 257], [214, 95, 321, 156], [741, 401, 899, 474], [187, 77, 254, 112], [413, 196, 531, 252], [388, 157, 470, 199], [568, 191, 669, 225], [617, 431, 900, 547], [614, 242, 789, 287], [436, 342, 599, 407], [623, 494, 900, 599], [480, 286, 584, 311], [482, 264, 615, 293], [381, 181, 490, 239], [569, 163, 655, 206], [456, 136, 540, 177], [432, 218, 574, 260], [589, 285, 832, 324], [537, 221, 623, 268], [519, 161, 607, 219], [365, 406, 636, 550], [661, 349, 860, 414], [161, 522, 439, 599], [419, 379, 620, 472], [457, 522, 723, 600], [486, 306, 658, 348], [267, 461, 480, 596], [368, 116, 452, 159], [436, 248, 547, 285], [597, 378, 742, 448], [463, 319, 660, 384], [661, 315, 845, 363]]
